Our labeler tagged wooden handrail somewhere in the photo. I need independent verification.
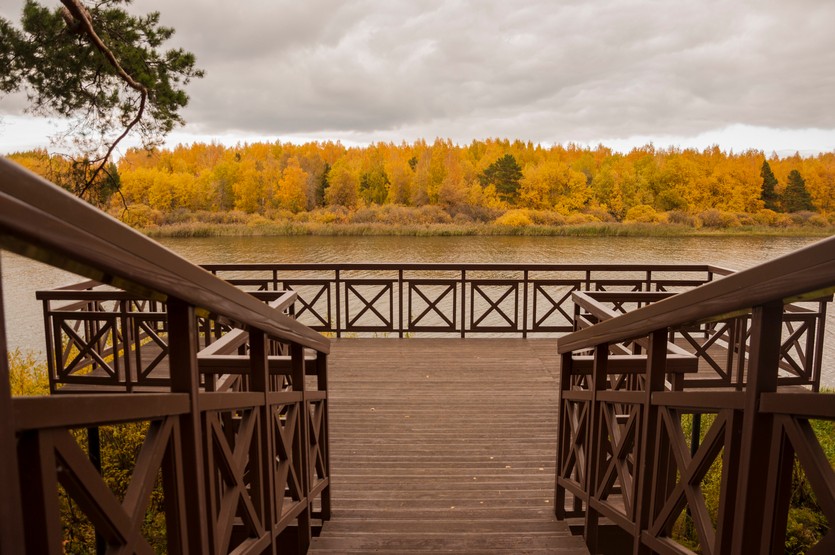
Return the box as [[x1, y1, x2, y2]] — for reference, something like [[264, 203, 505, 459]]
[[204, 262, 732, 272], [0, 158, 328, 354], [558, 235, 835, 353]]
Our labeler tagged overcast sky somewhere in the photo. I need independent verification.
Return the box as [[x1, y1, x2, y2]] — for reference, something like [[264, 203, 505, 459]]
[[1, 0, 834, 155]]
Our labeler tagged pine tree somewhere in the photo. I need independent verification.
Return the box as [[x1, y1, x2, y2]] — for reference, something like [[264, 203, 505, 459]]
[[760, 160, 780, 211], [1, 1, 202, 199], [782, 170, 814, 212], [479, 154, 523, 202]]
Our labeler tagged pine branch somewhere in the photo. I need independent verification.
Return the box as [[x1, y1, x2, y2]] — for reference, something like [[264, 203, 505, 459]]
[[60, 0, 148, 198]]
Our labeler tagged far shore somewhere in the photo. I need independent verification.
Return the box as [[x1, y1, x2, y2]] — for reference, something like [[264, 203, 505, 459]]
[[139, 221, 835, 239]]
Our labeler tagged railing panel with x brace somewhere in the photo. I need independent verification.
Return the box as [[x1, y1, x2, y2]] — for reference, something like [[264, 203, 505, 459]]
[[555, 235, 835, 555], [0, 157, 331, 554]]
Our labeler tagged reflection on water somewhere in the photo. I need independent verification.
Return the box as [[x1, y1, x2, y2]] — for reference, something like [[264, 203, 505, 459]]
[[2, 235, 831, 383]]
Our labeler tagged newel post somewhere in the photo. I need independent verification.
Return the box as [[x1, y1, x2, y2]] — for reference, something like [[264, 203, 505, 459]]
[[731, 301, 783, 554], [633, 329, 668, 555], [0, 259, 26, 553], [584, 342, 609, 554], [249, 329, 277, 553], [166, 298, 210, 553]]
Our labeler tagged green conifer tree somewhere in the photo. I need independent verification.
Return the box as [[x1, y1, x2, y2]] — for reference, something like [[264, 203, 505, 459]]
[[760, 160, 780, 211], [782, 169, 815, 212], [479, 154, 523, 202]]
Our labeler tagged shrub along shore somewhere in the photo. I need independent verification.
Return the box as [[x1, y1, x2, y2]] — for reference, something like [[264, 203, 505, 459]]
[[135, 206, 835, 238]]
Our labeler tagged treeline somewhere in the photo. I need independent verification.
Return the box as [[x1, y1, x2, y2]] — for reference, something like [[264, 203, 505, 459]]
[[9, 139, 835, 228]]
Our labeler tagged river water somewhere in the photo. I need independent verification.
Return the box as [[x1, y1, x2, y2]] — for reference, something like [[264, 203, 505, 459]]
[[2, 235, 832, 384]]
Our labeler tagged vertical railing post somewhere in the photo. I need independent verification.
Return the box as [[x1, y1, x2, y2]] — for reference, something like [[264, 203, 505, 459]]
[[398, 269, 404, 338], [166, 298, 210, 553], [0, 260, 26, 554], [316, 350, 332, 520], [460, 269, 467, 338], [335, 269, 341, 338], [583, 342, 609, 554], [291, 343, 312, 553], [731, 301, 783, 554], [554, 351, 573, 518], [633, 329, 669, 555], [812, 300, 827, 392], [249, 329, 276, 554], [522, 270, 529, 338]]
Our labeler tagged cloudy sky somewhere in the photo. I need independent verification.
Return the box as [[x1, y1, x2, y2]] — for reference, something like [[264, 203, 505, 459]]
[[1, 0, 834, 155]]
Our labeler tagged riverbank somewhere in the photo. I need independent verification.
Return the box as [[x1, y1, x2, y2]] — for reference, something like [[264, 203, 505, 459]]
[[141, 220, 835, 238]]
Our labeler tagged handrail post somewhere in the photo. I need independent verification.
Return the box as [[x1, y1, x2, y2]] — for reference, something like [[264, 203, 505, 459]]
[[0, 260, 26, 554], [583, 343, 609, 554], [398, 269, 404, 338], [249, 329, 276, 553], [460, 269, 466, 338], [633, 329, 668, 555], [731, 301, 783, 554], [522, 270, 529, 338], [335, 269, 341, 338], [554, 352, 574, 518], [316, 350, 332, 521], [812, 300, 827, 392], [166, 298, 210, 553], [291, 343, 312, 552]]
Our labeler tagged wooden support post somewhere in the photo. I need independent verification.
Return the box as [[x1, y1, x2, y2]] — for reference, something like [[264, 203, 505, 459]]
[[633, 330, 668, 555], [584, 343, 609, 554], [555, 351, 572, 519], [731, 301, 783, 554], [250, 329, 277, 554], [166, 298, 210, 553], [0, 258, 26, 554], [16, 430, 63, 554], [291, 343, 312, 554], [317, 350, 332, 521]]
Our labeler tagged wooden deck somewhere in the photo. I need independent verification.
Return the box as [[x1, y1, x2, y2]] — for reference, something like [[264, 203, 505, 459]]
[[310, 338, 588, 554]]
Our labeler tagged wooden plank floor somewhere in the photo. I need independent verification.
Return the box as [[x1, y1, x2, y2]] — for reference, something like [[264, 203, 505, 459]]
[[309, 338, 588, 554]]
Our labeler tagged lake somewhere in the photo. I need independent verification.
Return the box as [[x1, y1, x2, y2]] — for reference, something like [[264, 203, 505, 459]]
[[2, 234, 832, 384]]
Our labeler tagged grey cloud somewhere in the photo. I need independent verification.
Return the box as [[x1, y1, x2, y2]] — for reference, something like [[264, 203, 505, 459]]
[[3, 0, 834, 144]]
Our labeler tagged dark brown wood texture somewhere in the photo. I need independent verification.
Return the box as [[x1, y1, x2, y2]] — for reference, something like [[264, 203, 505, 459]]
[[0, 159, 327, 353], [555, 235, 835, 554], [204, 263, 730, 338], [308, 338, 589, 554], [0, 157, 331, 554]]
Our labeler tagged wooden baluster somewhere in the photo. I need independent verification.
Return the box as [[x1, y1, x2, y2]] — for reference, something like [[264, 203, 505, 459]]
[[249, 329, 276, 554], [731, 301, 783, 554], [317, 350, 332, 521], [291, 342, 312, 553], [555, 351, 573, 518], [584, 343, 609, 554], [0, 260, 26, 554], [166, 298, 209, 553], [633, 330, 668, 555]]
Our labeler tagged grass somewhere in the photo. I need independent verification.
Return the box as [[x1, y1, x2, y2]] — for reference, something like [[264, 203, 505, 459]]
[[140, 220, 835, 238]]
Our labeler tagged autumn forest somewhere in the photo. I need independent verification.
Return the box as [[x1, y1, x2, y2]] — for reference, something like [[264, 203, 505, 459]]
[[9, 139, 835, 234]]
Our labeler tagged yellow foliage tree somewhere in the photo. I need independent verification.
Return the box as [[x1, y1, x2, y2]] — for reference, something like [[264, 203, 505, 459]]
[[276, 157, 309, 213]]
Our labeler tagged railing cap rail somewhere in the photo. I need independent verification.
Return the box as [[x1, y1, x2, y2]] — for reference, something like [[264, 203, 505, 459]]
[[0, 158, 329, 354], [202, 262, 734, 273], [558, 235, 835, 353]]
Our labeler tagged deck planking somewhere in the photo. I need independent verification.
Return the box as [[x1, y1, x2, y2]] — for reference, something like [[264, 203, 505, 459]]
[[310, 338, 588, 554]]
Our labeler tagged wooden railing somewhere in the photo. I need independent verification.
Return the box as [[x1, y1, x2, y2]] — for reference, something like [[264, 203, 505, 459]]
[[41, 262, 829, 396], [554, 235, 835, 554], [203, 262, 733, 337], [0, 158, 331, 554]]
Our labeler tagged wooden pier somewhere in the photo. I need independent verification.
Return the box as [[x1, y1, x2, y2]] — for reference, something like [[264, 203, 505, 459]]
[[311, 338, 586, 554]]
